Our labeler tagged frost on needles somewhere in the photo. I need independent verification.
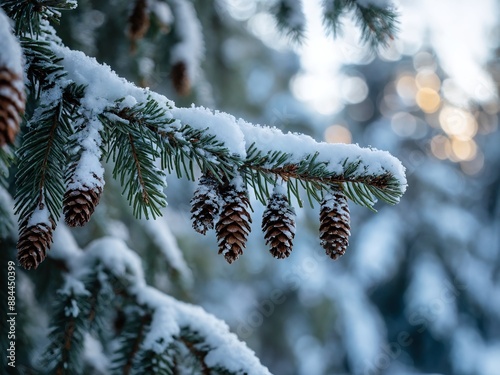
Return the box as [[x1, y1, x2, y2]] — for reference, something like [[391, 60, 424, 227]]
[[0, 0, 406, 270], [0, 0, 407, 373]]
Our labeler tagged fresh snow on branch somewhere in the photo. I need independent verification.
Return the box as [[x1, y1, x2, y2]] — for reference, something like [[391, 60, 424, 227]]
[[0, 9, 24, 76], [67, 117, 105, 191], [83, 237, 272, 374], [50, 231, 270, 372], [49, 39, 406, 197]]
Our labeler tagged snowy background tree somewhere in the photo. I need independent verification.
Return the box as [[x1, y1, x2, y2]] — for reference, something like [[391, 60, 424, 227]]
[[1, 0, 499, 374]]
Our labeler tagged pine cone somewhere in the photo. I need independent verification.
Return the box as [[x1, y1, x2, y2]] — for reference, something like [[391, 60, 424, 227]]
[[215, 185, 252, 264], [190, 174, 221, 235], [17, 218, 56, 270], [319, 187, 350, 260], [63, 183, 103, 227], [128, 0, 150, 42], [171, 61, 191, 96], [0, 68, 25, 146], [262, 189, 296, 259]]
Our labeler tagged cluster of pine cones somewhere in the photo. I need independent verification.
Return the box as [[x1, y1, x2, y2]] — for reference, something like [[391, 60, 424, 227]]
[[16, 166, 104, 270], [191, 174, 351, 263]]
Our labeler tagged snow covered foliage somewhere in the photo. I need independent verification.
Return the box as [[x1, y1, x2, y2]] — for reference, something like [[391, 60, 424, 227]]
[[0, 0, 407, 272], [0, 0, 409, 372], [43, 237, 272, 374]]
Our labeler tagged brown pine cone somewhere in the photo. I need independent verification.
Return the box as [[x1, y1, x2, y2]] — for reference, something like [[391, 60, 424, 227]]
[[319, 186, 350, 260], [0, 68, 25, 146], [171, 61, 191, 96], [17, 217, 56, 270], [262, 187, 296, 259], [128, 0, 150, 42], [190, 174, 221, 235], [63, 183, 103, 227], [215, 185, 252, 264]]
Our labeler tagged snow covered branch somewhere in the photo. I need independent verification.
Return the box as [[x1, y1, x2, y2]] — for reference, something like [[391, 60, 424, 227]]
[[49, 40, 406, 210], [45, 236, 272, 374], [2, 2, 406, 267]]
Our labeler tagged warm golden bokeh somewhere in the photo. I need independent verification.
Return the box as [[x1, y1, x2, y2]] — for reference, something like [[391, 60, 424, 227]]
[[324, 124, 352, 144], [439, 106, 477, 140], [416, 70, 441, 91], [450, 137, 477, 161], [416, 88, 441, 113]]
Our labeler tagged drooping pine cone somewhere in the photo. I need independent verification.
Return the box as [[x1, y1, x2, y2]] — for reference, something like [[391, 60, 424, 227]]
[[17, 218, 56, 270], [171, 61, 191, 96], [262, 188, 296, 259], [319, 186, 350, 260], [0, 68, 25, 146], [190, 174, 221, 235], [215, 185, 252, 264], [128, 0, 150, 42], [63, 178, 103, 227]]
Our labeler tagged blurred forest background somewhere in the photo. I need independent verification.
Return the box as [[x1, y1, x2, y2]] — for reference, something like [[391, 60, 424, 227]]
[[4, 0, 500, 374]]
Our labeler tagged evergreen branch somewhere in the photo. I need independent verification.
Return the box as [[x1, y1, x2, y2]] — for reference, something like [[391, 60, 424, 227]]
[[273, 0, 306, 43], [102, 104, 167, 219], [243, 142, 402, 208], [180, 331, 211, 375], [322, 0, 351, 38], [1, 0, 77, 37], [111, 308, 152, 375], [14, 84, 83, 222], [322, 0, 398, 48], [160, 124, 241, 183], [83, 270, 113, 335], [21, 38, 66, 96], [133, 338, 177, 375], [79, 238, 271, 375], [355, 2, 398, 48], [0, 147, 14, 188], [44, 34, 406, 215], [43, 279, 90, 375], [179, 329, 239, 375]]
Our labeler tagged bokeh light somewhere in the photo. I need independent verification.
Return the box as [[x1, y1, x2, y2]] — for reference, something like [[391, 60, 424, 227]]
[[439, 107, 478, 139], [324, 125, 352, 143], [450, 137, 477, 161], [391, 112, 417, 137], [416, 70, 441, 91], [430, 135, 451, 160], [416, 87, 441, 113], [396, 74, 418, 105], [341, 76, 369, 104]]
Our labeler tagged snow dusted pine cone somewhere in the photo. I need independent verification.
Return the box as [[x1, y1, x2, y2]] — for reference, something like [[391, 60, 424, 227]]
[[171, 61, 191, 96], [319, 186, 351, 260], [63, 168, 104, 227], [63, 184, 103, 227], [17, 215, 56, 270], [128, 0, 150, 43], [0, 67, 25, 146], [190, 174, 221, 235], [215, 184, 252, 264], [262, 186, 296, 259]]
